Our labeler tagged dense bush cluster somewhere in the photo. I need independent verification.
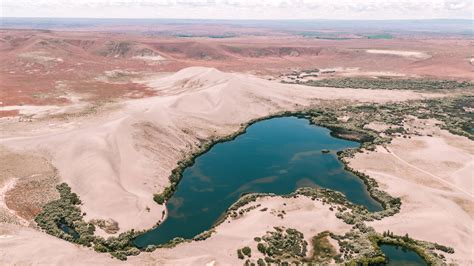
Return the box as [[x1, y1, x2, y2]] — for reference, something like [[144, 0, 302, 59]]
[[230, 204, 262, 219], [35, 183, 142, 260], [311, 95, 473, 143], [193, 229, 215, 241], [35, 183, 95, 245], [375, 231, 452, 264], [301, 77, 473, 91], [421, 96, 473, 139], [331, 223, 385, 263], [37, 94, 468, 263], [237, 246, 252, 260], [252, 227, 308, 264], [329, 224, 450, 265]]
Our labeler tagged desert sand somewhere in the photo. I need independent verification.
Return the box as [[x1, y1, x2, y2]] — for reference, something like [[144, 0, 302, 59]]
[[1, 28, 473, 116], [349, 124, 473, 265], [0, 67, 439, 234], [0, 196, 351, 265], [129, 196, 352, 265], [0, 67, 471, 264], [0, 223, 114, 265]]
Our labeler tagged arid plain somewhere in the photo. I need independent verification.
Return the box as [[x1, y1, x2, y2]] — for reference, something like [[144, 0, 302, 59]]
[[0, 20, 473, 265]]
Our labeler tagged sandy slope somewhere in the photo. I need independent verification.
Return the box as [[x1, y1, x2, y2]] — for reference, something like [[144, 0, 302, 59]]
[[0, 67, 471, 265], [0, 223, 115, 265], [349, 129, 473, 265], [0, 67, 436, 235], [0, 196, 350, 265], [129, 196, 352, 265]]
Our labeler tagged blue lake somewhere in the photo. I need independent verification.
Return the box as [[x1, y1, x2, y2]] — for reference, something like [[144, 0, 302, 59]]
[[134, 117, 382, 247]]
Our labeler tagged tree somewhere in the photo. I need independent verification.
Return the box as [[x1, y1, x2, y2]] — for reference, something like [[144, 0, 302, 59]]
[[242, 246, 252, 257], [153, 194, 165, 204], [257, 243, 267, 254]]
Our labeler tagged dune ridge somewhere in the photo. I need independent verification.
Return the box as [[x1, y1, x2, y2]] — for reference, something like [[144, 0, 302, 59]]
[[0, 67, 438, 234]]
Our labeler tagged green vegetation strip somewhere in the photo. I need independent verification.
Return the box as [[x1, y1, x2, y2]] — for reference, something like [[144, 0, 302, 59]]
[[331, 225, 453, 265], [366, 33, 393, 39], [290, 77, 473, 91], [247, 227, 308, 265], [35, 183, 142, 260], [152, 111, 308, 205], [311, 96, 473, 141], [35, 94, 472, 261]]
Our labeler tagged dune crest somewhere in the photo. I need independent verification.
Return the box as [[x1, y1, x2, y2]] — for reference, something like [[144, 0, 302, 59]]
[[1, 67, 438, 234]]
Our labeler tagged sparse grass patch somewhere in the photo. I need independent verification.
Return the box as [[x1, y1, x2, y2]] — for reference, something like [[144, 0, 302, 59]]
[[308, 231, 338, 263]]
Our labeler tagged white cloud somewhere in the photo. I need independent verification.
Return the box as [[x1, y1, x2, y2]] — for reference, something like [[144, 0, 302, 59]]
[[1, 0, 472, 19], [444, 0, 470, 10]]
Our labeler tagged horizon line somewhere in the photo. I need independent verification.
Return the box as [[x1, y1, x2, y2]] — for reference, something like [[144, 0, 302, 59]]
[[2, 17, 473, 21]]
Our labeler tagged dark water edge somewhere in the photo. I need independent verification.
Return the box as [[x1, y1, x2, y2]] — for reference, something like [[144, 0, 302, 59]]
[[380, 244, 427, 265], [134, 117, 383, 247], [58, 218, 80, 239]]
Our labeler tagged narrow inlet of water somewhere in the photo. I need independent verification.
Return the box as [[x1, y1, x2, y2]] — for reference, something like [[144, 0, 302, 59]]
[[134, 117, 382, 247]]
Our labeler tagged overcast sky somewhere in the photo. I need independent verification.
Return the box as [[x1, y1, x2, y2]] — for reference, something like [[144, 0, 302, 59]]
[[1, 0, 473, 20]]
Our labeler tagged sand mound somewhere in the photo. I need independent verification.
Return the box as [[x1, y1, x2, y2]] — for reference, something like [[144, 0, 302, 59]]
[[350, 129, 473, 265], [0, 67, 438, 234]]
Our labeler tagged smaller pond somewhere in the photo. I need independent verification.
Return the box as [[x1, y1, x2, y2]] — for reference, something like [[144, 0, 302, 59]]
[[380, 244, 427, 265], [58, 219, 80, 239]]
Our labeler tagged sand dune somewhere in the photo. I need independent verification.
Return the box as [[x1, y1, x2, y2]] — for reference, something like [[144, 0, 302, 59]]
[[0, 67, 438, 234], [129, 196, 352, 265], [0, 196, 351, 265], [0, 67, 453, 265], [349, 129, 473, 265]]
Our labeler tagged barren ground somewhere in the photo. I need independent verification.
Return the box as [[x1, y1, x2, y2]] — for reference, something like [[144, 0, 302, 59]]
[[350, 124, 473, 265], [0, 27, 473, 265]]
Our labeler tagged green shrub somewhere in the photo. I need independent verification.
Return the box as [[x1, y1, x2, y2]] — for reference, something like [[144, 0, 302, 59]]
[[93, 243, 108, 253], [242, 246, 252, 257], [257, 243, 266, 254], [237, 249, 245, 259], [110, 251, 127, 261], [153, 194, 166, 204], [35, 182, 141, 260]]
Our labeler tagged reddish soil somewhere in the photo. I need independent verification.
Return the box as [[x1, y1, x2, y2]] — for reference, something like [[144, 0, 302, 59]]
[[0, 110, 20, 117], [1, 28, 472, 108]]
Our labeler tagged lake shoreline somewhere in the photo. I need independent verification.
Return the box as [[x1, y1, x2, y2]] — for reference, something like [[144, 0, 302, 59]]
[[28, 107, 456, 264], [132, 112, 404, 246]]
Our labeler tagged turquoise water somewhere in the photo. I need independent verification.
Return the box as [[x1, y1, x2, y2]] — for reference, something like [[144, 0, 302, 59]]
[[380, 244, 427, 265], [134, 117, 382, 247]]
